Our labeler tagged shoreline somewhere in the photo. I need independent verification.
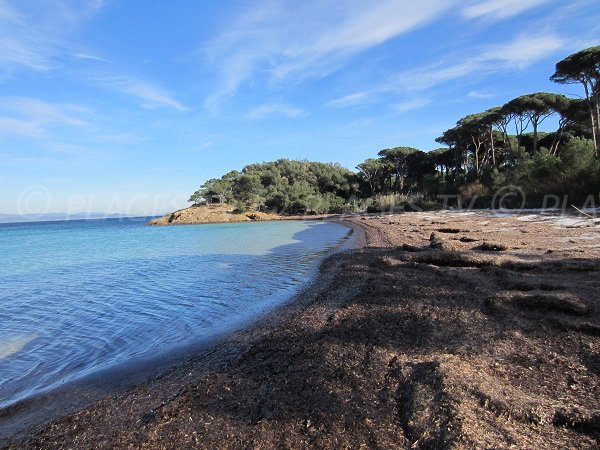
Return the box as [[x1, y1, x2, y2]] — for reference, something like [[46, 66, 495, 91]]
[[3, 212, 600, 448], [0, 218, 361, 445]]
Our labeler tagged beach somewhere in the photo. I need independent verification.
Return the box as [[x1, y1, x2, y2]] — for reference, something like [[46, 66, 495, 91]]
[[3, 211, 600, 449]]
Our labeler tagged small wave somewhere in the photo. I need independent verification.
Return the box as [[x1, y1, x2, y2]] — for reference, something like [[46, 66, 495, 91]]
[[0, 332, 38, 359]]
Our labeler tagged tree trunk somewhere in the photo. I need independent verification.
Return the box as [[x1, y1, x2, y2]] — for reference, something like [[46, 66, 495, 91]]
[[532, 119, 539, 154], [583, 82, 599, 156], [472, 136, 481, 178], [490, 127, 496, 166], [392, 170, 399, 193], [514, 118, 521, 153], [501, 122, 512, 154], [550, 124, 564, 156], [593, 86, 600, 157]]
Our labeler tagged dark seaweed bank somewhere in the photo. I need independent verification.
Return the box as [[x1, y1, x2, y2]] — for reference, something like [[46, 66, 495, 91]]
[[3, 212, 599, 449]]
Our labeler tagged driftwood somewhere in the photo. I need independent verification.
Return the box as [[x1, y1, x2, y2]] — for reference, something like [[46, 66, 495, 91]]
[[570, 204, 594, 219]]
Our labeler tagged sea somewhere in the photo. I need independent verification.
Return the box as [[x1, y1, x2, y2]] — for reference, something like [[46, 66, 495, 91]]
[[0, 218, 351, 409]]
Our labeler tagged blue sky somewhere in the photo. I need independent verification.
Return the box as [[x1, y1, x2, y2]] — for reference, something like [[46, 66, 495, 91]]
[[1, 0, 599, 215]]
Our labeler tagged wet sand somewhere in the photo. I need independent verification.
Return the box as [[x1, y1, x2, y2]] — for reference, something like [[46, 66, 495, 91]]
[[3, 212, 600, 449]]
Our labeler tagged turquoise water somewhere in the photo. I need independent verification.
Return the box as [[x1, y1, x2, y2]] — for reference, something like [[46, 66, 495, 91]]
[[0, 218, 350, 408]]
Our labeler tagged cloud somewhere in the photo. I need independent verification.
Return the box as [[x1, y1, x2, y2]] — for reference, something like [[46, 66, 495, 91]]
[[481, 33, 565, 68], [248, 103, 305, 119], [391, 33, 566, 91], [94, 76, 187, 111], [0, 117, 46, 138], [462, 0, 553, 20], [0, 96, 89, 138], [467, 90, 496, 99], [0, 1, 185, 112], [390, 99, 430, 113], [0, 152, 49, 166], [324, 32, 566, 110], [325, 92, 370, 108], [6, 97, 88, 125], [0, 0, 105, 76], [95, 132, 149, 144], [71, 52, 112, 63], [203, 0, 459, 109]]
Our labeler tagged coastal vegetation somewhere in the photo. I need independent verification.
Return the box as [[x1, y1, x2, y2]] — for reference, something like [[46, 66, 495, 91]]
[[188, 160, 361, 214], [189, 46, 600, 214]]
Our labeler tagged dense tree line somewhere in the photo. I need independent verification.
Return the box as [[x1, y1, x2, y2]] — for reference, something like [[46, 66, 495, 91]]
[[355, 45, 600, 209], [190, 46, 600, 213], [189, 159, 360, 214]]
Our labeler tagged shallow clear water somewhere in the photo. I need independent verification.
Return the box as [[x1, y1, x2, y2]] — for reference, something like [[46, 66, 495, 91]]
[[0, 218, 350, 408]]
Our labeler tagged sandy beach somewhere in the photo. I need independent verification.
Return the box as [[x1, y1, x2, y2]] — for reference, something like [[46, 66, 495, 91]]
[[2, 211, 600, 449]]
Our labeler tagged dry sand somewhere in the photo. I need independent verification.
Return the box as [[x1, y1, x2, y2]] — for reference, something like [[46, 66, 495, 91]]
[[2, 211, 600, 449]]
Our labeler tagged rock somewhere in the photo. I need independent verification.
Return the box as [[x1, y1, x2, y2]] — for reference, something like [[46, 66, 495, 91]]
[[478, 242, 507, 252]]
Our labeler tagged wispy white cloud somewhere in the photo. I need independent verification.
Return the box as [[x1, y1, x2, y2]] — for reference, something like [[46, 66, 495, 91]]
[[325, 92, 371, 108], [481, 33, 565, 67], [0, 96, 89, 138], [95, 132, 149, 144], [468, 90, 497, 99], [0, 0, 105, 76], [390, 99, 430, 113], [325, 33, 566, 110], [71, 52, 112, 63], [391, 33, 566, 91], [0, 1, 185, 113], [248, 103, 305, 119], [0, 152, 49, 166], [203, 0, 459, 109], [462, 0, 553, 20], [6, 97, 88, 125], [192, 133, 225, 151], [94, 76, 187, 111], [0, 117, 46, 138]]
